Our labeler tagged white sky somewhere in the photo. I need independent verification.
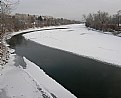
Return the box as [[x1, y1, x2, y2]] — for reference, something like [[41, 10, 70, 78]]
[[14, 0, 121, 20]]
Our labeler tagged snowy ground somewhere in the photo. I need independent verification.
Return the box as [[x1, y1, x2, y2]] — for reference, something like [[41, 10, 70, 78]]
[[23, 24, 121, 66], [0, 53, 76, 98], [12, 25, 68, 36]]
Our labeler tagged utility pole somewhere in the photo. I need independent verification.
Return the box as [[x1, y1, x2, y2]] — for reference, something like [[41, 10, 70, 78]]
[[117, 10, 121, 31]]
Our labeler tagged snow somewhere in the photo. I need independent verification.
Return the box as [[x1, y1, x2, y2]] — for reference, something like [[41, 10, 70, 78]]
[[0, 54, 76, 98], [23, 24, 121, 66], [0, 54, 44, 98], [12, 25, 68, 36]]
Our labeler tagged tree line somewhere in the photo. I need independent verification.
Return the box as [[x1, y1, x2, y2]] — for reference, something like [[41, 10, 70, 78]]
[[83, 10, 121, 34], [0, 13, 80, 34], [0, 0, 80, 36]]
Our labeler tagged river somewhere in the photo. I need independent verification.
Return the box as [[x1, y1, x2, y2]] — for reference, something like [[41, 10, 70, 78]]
[[7, 32, 121, 98]]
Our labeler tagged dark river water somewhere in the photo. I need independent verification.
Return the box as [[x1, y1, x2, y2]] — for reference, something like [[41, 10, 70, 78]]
[[7, 33, 121, 98]]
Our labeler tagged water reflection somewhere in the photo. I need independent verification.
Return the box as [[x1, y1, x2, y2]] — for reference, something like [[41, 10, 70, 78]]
[[7, 35, 27, 47]]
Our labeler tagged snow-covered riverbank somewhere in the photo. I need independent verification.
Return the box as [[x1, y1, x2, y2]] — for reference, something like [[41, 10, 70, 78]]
[[0, 53, 76, 98], [0, 25, 77, 98], [23, 24, 121, 66]]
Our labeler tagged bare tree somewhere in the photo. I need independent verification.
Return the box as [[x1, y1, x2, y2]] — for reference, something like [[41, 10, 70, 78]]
[[84, 11, 114, 31], [0, 0, 19, 34]]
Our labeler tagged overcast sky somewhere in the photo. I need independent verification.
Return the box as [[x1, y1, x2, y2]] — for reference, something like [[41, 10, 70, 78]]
[[14, 0, 121, 20]]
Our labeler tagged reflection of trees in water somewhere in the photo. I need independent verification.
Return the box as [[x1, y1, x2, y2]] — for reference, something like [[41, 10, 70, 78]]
[[7, 34, 27, 48], [0, 89, 10, 98], [14, 55, 27, 69]]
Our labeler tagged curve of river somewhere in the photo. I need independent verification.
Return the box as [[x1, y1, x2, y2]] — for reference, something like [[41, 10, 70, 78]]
[[7, 31, 121, 98]]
